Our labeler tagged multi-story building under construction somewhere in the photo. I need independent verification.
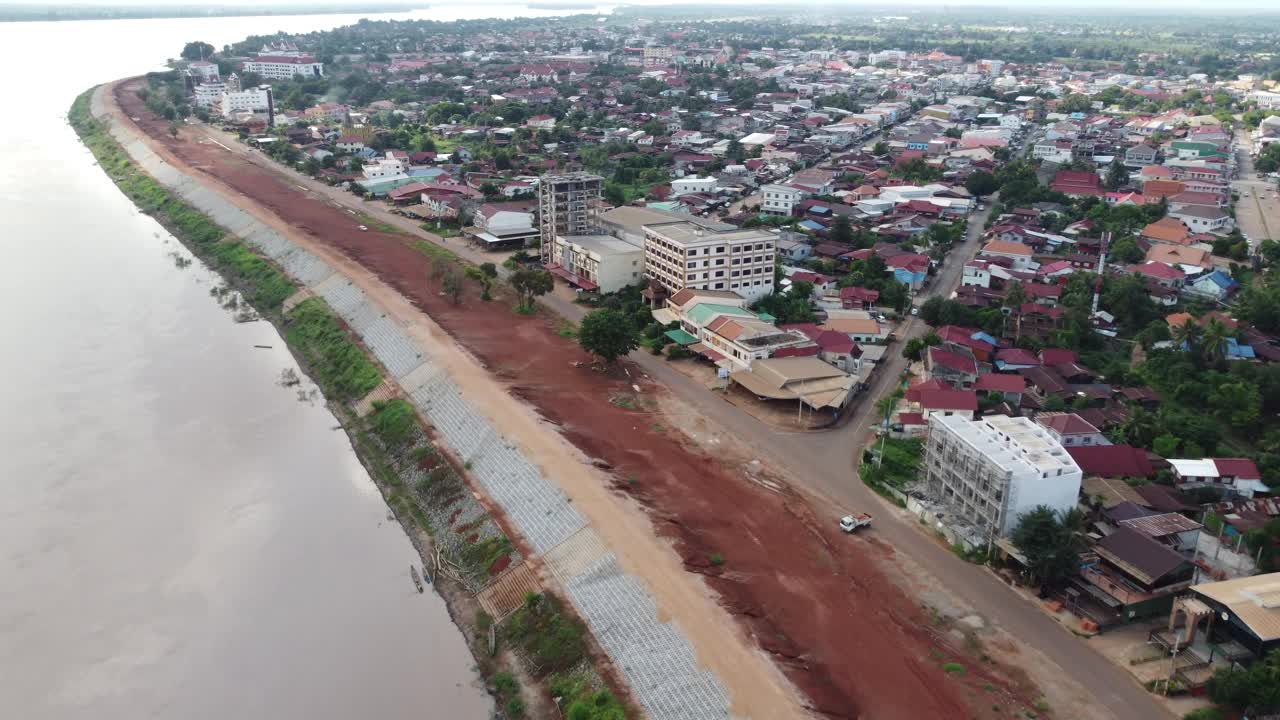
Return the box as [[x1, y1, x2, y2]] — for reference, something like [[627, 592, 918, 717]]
[[538, 173, 603, 264]]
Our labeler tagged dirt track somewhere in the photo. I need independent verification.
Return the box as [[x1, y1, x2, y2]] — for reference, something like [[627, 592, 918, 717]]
[[112, 78, 1045, 719]]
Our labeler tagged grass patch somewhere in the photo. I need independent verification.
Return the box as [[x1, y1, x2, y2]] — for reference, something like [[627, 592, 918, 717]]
[[68, 88, 295, 314], [411, 239, 460, 264], [548, 672, 626, 720], [460, 535, 514, 577], [556, 319, 578, 338], [369, 399, 417, 451], [284, 298, 381, 401], [503, 593, 588, 676], [942, 662, 966, 675]]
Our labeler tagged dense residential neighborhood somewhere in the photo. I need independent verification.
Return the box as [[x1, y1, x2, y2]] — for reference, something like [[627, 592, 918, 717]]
[[130, 11, 1280, 719]]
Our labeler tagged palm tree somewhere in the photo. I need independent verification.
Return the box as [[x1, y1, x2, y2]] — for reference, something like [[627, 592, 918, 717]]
[[1171, 318, 1202, 355], [1116, 407, 1157, 447], [1201, 317, 1230, 363]]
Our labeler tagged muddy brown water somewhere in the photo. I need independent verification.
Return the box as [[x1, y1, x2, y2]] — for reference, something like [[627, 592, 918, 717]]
[[0, 12, 591, 720]]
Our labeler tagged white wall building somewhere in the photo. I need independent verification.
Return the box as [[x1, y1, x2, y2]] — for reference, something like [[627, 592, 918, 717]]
[[759, 184, 805, 216], [643, 221, 777, 303], [220, 86, 272, 118], [242, 54, 324, 80], [362, 155, 407, 180], [670, 176, 718, 196], [193, 82, 227, 109], [924, 414, 1082, 543], [548, 234, 643, 294]]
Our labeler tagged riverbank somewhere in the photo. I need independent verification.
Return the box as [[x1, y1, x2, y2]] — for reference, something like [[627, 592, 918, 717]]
[[68, 87, 626, 720]]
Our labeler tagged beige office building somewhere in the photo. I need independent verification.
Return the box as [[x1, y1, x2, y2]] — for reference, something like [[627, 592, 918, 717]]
[[643, 221, 776, 303]]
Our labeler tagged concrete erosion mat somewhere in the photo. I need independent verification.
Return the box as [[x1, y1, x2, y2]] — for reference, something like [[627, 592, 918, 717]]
[[99, 77, 1047, 720]]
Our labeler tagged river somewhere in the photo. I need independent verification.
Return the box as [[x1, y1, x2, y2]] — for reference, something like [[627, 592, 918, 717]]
[[0, 6, 602, 719]]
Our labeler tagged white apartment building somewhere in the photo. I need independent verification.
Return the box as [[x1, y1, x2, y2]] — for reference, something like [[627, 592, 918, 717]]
[[220, 86, 272, 118], [193, 82, 227, 109], [362, 155, 407, 180], [759, 184, 806, 216], [242, 55, 324, 80], [643, 221, 776, 303], [924, 414, 1082, 544], [548, 234, 643, 294]]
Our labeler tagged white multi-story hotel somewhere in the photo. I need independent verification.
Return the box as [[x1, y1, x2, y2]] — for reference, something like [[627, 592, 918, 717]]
[[643, 221, 776, 303], [758, 184, 806, 216], [193, 82, 226, 109], [220, 86, 273, 118], [242, 55, 324, 80], [924, 414, 1082, 543]]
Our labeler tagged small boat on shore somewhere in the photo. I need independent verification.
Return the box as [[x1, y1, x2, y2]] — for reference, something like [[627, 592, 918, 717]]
[[410, 565, 423, 593]]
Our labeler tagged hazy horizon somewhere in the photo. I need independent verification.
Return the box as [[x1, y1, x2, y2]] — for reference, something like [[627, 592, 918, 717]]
[[1, 0, 1278, 11]]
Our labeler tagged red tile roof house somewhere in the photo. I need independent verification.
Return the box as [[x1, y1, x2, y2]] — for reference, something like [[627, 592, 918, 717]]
[[904, 384, 978, 420], [974, 372, 1026, 404], [1039, 348, 1078, 367], [1067, 445, 1156, 479], [994, 347, 1040, 371], [1050, 170, 1104, 198], [936, 325, 996, 361], [925, 345, 979, 387], [1036, 412, 1109, 447], [1127, 262, 1186, 289], [839, 286, 880, 310], [1168, 458, 1268, 498]]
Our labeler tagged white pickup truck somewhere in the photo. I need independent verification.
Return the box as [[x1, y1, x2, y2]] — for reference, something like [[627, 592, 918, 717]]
[[839, 513, 873, 533]]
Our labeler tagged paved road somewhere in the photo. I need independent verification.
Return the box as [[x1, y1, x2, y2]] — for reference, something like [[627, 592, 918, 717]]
[[1233, 128, 1279, 252], [197, 126, 1168, 718]]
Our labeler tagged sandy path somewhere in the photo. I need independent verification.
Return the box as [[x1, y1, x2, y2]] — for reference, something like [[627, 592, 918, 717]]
[[98, 81, 806, 719]]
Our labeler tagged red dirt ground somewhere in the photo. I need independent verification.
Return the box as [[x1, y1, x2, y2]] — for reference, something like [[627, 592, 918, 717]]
[[118, 82, 1044, 719]]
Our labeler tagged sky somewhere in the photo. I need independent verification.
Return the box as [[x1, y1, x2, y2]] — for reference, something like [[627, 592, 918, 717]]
[[0, 0, 1273, 11]]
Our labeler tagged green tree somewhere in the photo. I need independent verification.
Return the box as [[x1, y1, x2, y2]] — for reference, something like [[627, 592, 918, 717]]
[[1104, 156, 1130, 191], [1011, 506, 1084, 589], [1003, 281, 1028, 309], [830, 214, 854, 245], [964, 170, 997, 197], [1109, 236, 1144, 264], [872, 141, 889, 156], [1208, 649, 1280, 714], [577, 309, 639, 364], [510, 267, 553, 312], [181, 41, 215, 61]]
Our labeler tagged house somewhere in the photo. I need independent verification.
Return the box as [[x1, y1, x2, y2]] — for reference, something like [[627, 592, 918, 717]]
[[993, 347, 1040, 372], [974, 373, 1026, 405], [1124, 144, 1158, 167], [335, 135, 366, 152], [1168, 458, 1268, 498], [466, 203, 539, 250], [1186, 270, 1239, 302], [907, 384, 979, 420], [962, 259, 992, 288], [926, 345, 979, 387], [1141, 217, 1193, 246], [1127, 262, 1186, 289], [1119, 513, 1203, 556], [776, 237, 813, 263], [1078, 527, 1195, 622], [729, 356, 855, 412], [1146, 243, 1211, 271], [980, 240, 1035, 271], [1050, 170, 1104, 198], [759, 184, 806, 216], [1035, 412, 1110, 448], [839, 286, 879, 310], [1169, 205, 1233, 233], [1175, 573, 1280, 661]]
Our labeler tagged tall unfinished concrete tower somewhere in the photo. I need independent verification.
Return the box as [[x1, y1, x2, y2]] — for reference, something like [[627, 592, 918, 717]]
[[538, 173, 603, 264]]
